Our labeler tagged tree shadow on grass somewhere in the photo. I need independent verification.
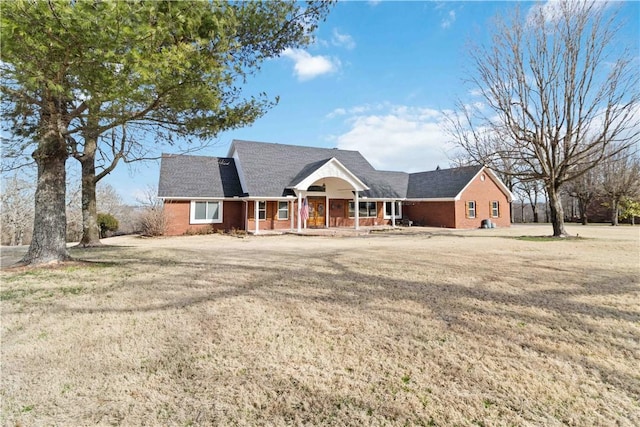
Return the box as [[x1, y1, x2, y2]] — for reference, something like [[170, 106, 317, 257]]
[[18, 241, 638, 418]]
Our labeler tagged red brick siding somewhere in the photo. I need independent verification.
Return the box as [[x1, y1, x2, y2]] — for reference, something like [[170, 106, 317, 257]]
[[455, 173, 511, 228], [329, 199, 350, 227], [403, 201, 456, 228], [166, 199, 398, 234], [402, 172, 511, 229], [327, 200, 392, 227], [163, 200, 245, 236], [247, 201, 293, 231]]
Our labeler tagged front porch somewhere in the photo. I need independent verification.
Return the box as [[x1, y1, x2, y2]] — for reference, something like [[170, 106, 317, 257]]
[[248, 224, 402, 237], [245, 198, 404, 234], [245, 157, 403, 234]]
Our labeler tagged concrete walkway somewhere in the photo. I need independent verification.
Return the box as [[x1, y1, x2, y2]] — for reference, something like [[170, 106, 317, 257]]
[[249, 225, 412, 237]]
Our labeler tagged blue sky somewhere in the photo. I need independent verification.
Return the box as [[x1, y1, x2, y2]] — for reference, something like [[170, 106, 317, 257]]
[[98, 0, 639, 204]]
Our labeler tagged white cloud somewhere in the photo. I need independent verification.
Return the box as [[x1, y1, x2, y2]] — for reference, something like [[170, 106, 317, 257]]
[[527, 0, 608, 26], [331, 29, 356, 50], [441, 10, 456, 29], [281, 48, 340, 81], [325, 103, 389, 119], [326, 108, 347, 119], [331, 104, 455, 172]]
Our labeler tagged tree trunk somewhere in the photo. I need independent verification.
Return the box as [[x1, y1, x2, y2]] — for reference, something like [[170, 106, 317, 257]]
[[578, 198, 589, 225], [547, 185, 569, 237], [78, 155, 102, 247], [611, 197, 620, 226], [532, 206, 539, 223], [21, 140, 70, 265], [527, 189, 539, 223]]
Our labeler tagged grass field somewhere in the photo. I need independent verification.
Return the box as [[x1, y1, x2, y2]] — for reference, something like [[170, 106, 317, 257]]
[[1, 224, 639, 426]]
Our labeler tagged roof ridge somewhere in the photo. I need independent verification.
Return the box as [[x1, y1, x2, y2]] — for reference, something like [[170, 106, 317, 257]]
[[231, 139, 362, 154], [409, 164, 483, 176], [162, 153, 234, 160]]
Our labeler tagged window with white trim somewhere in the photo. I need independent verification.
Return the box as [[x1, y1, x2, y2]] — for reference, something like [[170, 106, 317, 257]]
[[348, 201, 377, 218], [384, 201, 402, 219], [258, 201, 266, 220], [277, 201, 289, 220], [190, 201, 222, 224], [467, 201, 476, 219], [491, 201, 500, 218]]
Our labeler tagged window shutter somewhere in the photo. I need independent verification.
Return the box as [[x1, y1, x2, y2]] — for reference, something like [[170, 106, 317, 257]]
[[465, 201, 469, 219]]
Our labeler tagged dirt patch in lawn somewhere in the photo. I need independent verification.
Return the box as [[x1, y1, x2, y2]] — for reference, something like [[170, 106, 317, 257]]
[[1, 225, 639, 426]]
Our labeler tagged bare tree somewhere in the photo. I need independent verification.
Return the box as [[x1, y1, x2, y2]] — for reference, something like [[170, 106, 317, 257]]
[[0, 174, 35, 246], [136, 187, 168, 237], [566, 164, 599, 225], [96, 182, 138, 235], [599, 145, 640, 226], [448, 1, 639, 236], [514, 179, 544, 223], [65, 183, 84, 243]]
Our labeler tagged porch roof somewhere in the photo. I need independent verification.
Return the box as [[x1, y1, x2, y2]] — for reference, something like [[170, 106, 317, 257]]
[[288, 157, 369, 192]]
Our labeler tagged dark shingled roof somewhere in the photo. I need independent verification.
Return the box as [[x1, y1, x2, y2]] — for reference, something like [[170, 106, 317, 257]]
[[158, 141, 489, 201], [158, 154, 244, 198], [288, 158, 335, 187], [359, 169, 409, 199], [229, 140, 408, 198], [407, 165, 483, 199]]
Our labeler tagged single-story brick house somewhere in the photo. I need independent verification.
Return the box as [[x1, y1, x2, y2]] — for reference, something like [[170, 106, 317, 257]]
[[158, 140, 513, 235]]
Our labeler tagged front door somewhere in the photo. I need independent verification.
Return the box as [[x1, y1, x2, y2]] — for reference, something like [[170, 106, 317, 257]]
[[307, 198, 325, 228]]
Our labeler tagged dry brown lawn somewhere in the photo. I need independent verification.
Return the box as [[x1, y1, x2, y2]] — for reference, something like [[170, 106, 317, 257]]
[[1, 224, 639, 426]]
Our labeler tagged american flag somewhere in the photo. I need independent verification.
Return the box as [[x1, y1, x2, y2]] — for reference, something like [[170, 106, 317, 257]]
[[300, 197, 309, 222]]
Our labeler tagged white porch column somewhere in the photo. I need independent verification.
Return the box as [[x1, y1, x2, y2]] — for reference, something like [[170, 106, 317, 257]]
[[297, 192, 302, 233], [244, 201, 249, 232], [325, 195, 329, 228], [254, 200, 259, 235], [290, 200, 294, 231], [391, 201, 396, 227], [354, 191, 360, 230]]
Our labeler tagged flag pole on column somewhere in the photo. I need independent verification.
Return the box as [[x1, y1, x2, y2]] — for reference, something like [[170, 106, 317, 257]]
[[300, 196, 309, 229]]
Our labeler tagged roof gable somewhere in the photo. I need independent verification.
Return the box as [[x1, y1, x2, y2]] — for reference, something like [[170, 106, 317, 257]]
[[481, 168, 515, 202], [289, 157, 369, 192]]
